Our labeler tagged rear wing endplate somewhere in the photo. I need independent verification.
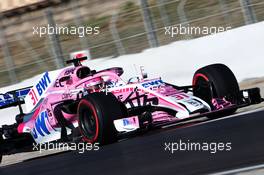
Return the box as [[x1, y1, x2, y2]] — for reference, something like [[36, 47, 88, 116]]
[[0, 87, 32, 110]]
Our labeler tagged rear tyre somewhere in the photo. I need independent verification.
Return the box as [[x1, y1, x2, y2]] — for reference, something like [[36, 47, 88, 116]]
[[78, 92, 125, 145], [0, 133, 3, 163], [193, 64, 240, 115]]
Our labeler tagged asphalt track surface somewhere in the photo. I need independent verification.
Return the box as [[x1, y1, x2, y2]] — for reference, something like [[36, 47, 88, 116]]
[[1, 109, 264, 175]]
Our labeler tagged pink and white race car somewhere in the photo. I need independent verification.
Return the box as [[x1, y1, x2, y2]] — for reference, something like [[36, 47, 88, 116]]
[[0, 57, 263, 162]]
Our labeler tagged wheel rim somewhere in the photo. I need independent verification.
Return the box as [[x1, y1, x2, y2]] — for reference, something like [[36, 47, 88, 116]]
[[193, 76, 213, 105], [82, 108, 96, 137], [79, 101, 99, 142]]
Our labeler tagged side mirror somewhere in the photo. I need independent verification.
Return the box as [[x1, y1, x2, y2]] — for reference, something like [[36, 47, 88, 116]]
[[128, 77, 140, 84], [140, 66, 148, 79]]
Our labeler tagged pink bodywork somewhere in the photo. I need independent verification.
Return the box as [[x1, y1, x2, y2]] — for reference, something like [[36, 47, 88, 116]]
[[17, 65, 211, 143]]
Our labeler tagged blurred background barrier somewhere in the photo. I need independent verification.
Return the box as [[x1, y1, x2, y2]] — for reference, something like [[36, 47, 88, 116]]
[[0, 0, 263, 87]]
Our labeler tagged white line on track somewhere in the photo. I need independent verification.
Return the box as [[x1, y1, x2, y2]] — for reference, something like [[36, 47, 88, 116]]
[[211, 163, 264, 175]]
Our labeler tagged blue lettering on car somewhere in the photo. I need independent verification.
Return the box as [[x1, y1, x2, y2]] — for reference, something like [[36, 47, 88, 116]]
[[0, 89, 30, 107], [36, 72, 51, 96], [32, 111, 50, 139], [123, 119, 130, 126], [141, 79, 164, 88]]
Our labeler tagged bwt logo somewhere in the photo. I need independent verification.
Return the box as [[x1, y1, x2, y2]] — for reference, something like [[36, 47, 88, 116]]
[[36, 72, 51, 96], [141, 79, 164, 88], [32, 111, 51, 139]]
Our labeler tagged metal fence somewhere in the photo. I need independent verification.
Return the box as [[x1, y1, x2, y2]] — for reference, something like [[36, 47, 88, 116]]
[[0, 0, 264, 87]]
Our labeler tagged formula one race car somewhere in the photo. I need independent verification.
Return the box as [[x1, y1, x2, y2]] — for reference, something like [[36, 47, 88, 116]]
[[0, 57, 263, 162]]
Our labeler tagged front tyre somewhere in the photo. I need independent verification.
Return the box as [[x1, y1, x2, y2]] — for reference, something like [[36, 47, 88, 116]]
[[193, 64, 240, 115], [78, 92, 125, 145]]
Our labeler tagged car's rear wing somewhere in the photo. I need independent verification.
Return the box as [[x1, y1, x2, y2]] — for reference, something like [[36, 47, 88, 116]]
[[0, 87, 32, 111]]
